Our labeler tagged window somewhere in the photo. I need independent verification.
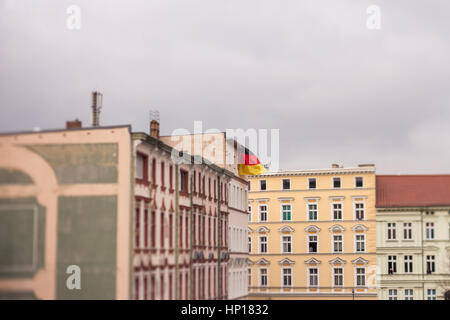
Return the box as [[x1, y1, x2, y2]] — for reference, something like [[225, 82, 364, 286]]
[[161, 162, 165, 187], [355, 177, 363, 188], [387, 223, 396, 240], [151, 159, 156, 183], [333, 267, 343, 287], [427, 289, 436, 300], [136, 153, 146, 180], [388, 289, 398, 300], [426, 255, 435, 274], [426, 222, 435, 240], [388, 255, 397, 274], [332, 203, 342, 220], [248, 181, 251, 191], [248, 268, 252, 286], [404, 255, 413, 273], [356, 267, 366, 287], [259, 205, 268, 222], [260, 180, 266, 191], [169, 165, 173, 189], [403, 222, 412, 240], [333, 177, 341, 189], [248, 206, 252, 222], [308, 235, 318, 253], [282, 179, 290, 190], [135, 207, 140, 248], [282, 236, 292, 254], [355, 201, 365, 220], [248, 236, 252, 253], [308, 268, 318, 287], [180, 170, 188, 193], [259, 236, 267, 253], [308, 203, 318, 221], [259, 268, 268, 287], [308, 178, 317, 189], [355, 234, 365, 252], [282, 204, 292, 221], [404, 289, 414, 300], [282, 268, 292, 287], [333, 234, 343, 253]]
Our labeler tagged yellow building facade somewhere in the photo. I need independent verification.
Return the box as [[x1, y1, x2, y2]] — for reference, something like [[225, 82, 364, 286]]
[[247, 165, 377, 299]]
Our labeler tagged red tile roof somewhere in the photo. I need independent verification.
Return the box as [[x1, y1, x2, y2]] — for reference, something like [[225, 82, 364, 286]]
[[376, 175, 450, 208]]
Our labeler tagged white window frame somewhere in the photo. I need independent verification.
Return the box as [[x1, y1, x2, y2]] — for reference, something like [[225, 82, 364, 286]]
[[281, 203, 292, 222], [259, 268, 268, 287], [404, 289, 414, 300], [403, 222, 412, 240], [426, 288, 436, 300], [353, 198, 366, 221], [355, 266, 366, 288], [354, 176, 364, 188], [282, 179, 291, 190], [259, 180, 267, 191], [332, 234, 344, 253], [281, 235, 292, 254], [388, 288, 398, 300], [388, 255, 397, 274], [308, 178, 317, 189], [387, 222, 397, 240], [426, 255, 435, 274], [258, 204, 268, 222], [425, 222, 435, 240], [332, 176, 341, 189], [307, 202, 319, 221], [281, 267, 292, 288], [259, 236, 268, 254], [248, 205, 252, 222], [404, 255, 413, 273], [307, 267, 319, 291], [307, 234, 319, 254], [332, 266, 344, 289], [331, 201, 343, 221], [354, 234, 366, 253]]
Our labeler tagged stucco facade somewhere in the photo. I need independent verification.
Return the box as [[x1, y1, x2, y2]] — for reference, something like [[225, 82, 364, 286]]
[[0, 126, 132, 299], [247, 166, 378, 299]]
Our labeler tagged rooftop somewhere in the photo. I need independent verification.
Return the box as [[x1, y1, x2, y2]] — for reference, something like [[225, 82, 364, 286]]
[[376, 175, 450, 208]]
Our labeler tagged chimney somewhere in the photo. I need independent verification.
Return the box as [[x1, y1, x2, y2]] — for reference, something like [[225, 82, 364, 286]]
[[149, 110, 160, 139], [331, 163, 340, 168], [66, 118, 82, 129], [91, 91, 103, 127], [150, 119, 160, 139]]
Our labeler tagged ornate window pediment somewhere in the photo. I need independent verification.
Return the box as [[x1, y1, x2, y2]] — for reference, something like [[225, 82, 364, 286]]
[[305, 257, 321, 265], [257, 226, 270, 233], [351, 224, 368, 232], [351, 257, 368, 265], [255, 258, 270, 265], [304, 225, 321, 233], [329, 257, 346, 265], [329, 224, 345, 232], [279, 225, 295, 233], [248, 227, 254, 233], [279, 258, 295, 265]]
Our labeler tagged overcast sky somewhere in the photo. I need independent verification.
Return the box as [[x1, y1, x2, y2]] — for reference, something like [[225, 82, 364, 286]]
[[1, 0, 449, 174]]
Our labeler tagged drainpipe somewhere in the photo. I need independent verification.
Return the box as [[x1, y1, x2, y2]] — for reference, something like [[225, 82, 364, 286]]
[[217, 174, 222, 300], [174, 163, 179, 299], [190, 168, 194, 299]]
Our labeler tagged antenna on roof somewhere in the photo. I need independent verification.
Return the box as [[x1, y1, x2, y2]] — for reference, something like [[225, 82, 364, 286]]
[[91, 91, 103, 127]]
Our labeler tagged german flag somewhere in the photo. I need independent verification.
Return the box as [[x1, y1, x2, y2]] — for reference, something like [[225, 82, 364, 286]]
[[238, 148, 267, 176]]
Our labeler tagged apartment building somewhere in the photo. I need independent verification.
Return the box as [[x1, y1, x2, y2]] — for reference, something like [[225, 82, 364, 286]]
[[247, 165, 378, 299], [0, 114, 241, 300], [161, 132, 249, 300], [376, 175, 450, 300]]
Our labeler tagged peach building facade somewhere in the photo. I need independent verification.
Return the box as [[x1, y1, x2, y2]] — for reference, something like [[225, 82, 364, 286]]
[[247, 165, 378, 299]]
